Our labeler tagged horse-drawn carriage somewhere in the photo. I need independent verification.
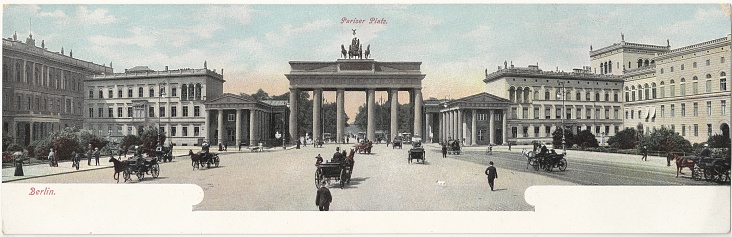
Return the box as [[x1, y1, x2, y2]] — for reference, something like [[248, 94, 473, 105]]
[[355, 141, 373, 154], [523, 149, 567, 172], [314, 139, 324, 148], [392, 137, 403, 149], [188, 150, 220, 169], [446, 140, 461, 155], [122, 156, 160, 182], [155, 145, 173, 162], [408, 142, 426, 164], [315, 161, 352, 189], [692, 157, 730, 182]]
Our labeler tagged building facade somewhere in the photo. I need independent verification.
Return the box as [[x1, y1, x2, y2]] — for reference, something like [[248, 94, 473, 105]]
[[83, 65, 225, 146], [484, 63, 625, 145], [427, 93, 511, 145], [592, 35, 732, 144], [203, 94, 287, 147], [2, 33, 112, 146]]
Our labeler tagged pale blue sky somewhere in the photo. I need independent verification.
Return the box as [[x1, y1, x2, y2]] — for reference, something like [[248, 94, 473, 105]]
[[3, 4, 730, 118]]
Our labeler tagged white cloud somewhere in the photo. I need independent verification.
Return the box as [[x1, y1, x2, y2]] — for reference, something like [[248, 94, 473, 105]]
[[76, 6, 117, 25], [205, 5, 257, 25], [265, 19, 334, 47], [88, 27, 156, 48], [39, 9, 66, 18]]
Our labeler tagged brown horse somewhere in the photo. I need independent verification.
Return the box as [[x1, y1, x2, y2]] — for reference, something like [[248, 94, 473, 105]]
[[188, 150, 202, 170], [672, 153, 696, 178], [108, 156, 129, 183]]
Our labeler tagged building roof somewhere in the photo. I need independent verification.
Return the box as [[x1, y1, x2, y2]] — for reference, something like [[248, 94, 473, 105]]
[[127, 66, 154, 72], [260, 100, 288, 107]]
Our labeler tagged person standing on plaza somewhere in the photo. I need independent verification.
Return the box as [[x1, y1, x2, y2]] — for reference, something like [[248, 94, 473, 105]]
[[508, 142, 512, 151], [640, 145, 648, 161], [441, 144, 447, 158], [93, 147, 100, 166], [48, 148, 58, 167], [316, 181, 332, 211], [484, 161, 498, 191], [700, 144, 711, 157], [86, 144, 94, 166]]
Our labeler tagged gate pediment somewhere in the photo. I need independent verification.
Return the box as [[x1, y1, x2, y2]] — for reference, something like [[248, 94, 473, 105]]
[[204, 93, 261, 109]]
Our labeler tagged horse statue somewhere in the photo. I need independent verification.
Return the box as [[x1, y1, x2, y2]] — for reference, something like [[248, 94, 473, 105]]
[[109, 156, 129, 183], [364, 44, 370, 59], [341, 44, 347, 59]]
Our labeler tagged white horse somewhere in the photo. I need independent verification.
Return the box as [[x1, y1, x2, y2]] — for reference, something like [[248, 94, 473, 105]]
[[522, 149, 536, 169]]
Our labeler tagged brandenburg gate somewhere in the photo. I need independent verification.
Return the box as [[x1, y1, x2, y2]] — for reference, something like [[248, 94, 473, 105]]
[[286, 34, 425, 143]]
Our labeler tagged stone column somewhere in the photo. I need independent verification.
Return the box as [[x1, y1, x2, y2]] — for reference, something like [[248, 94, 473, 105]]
[[502, 109, 508, 145], [390, 89, 398, 141], [457, 109, 463, 143], [288, 89, 298, 143], [448, 110, 453, 140], [439, 112, 444, 142], [29, 122, 34, 144], [471, 109, 477, 145], [367, 89, 376, 142], [336, 89, 345, 143], [413, 88, 423, 138], [489, 110, 495, 145], [425, 113, 432, 143], [204, 109, 210, 141], [217, 110, 224, 145], [249, 109, 256, 144], [235, 109, 242, 147], [313, 89, 322, 142]]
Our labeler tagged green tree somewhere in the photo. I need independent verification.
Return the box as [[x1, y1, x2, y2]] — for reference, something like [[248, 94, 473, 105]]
[[139, 126, 166, 156], [608, 128, 638, 149], [575, 130, 599, 149], [551, 128, 575, 149], [707, 133, 731, 148], [639, 127, 691, 153], [120, 135, 142, 153], [251, 88, 271, 101]]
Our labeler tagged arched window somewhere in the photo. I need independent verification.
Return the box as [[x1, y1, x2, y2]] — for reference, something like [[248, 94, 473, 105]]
[[195, 83, 202, 100], [670, 79, 676, 97], [516, 88, 523, 103], [509, 87, 516, 102], [595, 92, 600, 101], [644, 59, 649, 67], [149, 87, 155, 97], [721, 72, 727, 77], [706, 74, 712, 79], [651, 82, 657, 99], [181, 84, 188, 100], [15, 63, 21, 82], [637, 59, 643, 68], [608, 60, 612, 73], [534, 91, 539, 100], [692, 76, 699, 94], [138, 87, 144, 98], [643, 84, 649, 100], [631, 86, 636, 101], [544, 90, 550, 100], [188, 83, 194, 100], [722, 72, 728, 91], [625, 87, 630, 102], [651, 60, 655, 65]]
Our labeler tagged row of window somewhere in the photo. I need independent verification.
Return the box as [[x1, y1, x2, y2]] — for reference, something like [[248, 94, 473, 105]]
[[656, 124, 715, 138], [88, 105, 200, 118], [3, 62, 83, 92], [511, 106, 620, 120], [627, 100, 727, 120], [88, 83, 203, 100], [625, 76, 727, 102], [12, 94, 77, 115], [659, 57, 725, 74], [510, 125, 620, 138], [94, 125, 201, 138]]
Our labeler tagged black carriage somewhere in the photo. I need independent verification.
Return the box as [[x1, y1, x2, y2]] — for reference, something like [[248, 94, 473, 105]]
[[314, 161, 351, 189], [408, 147, 426, 164], [535, 152, 567, 172], [392, 138, 403, 149], [447, 140, 461, 155], [123, 156, 160, 182], [155, 146, 173, 163], [198, 152, 220, 169], [692, 157, 730, 182]]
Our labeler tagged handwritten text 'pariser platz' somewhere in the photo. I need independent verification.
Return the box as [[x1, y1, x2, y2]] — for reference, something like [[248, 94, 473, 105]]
[[341, 17, 388, 24]]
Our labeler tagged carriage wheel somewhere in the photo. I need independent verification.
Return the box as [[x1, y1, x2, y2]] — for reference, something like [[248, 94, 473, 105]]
[[314, 169, 323, 189], [123, 169, 131, 182], [214, 156, 220, 167], [339, 169, 346, 189], [422, 152, 426, 164], [692, 166, 703, 181], [206, 161, 211, 169], [544, 163, 552, 172], [151, 164, 160, 178], [558, 158, 567, 171]]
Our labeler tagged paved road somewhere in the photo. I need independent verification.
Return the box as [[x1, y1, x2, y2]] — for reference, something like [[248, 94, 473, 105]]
[[12, 143, 725, 211]]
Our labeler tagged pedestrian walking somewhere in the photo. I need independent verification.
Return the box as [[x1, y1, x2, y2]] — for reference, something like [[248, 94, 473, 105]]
[[641, 145, 648, 161], [316, 181, 332, 211], [224, 143, 228, 151], [485, 161, 498, 191], [48, 148, 58, 167], [508, 142, 512, 151], [87, 144, 93, 166], [93, 147, 100, 166], [441, 144, 447, 158]]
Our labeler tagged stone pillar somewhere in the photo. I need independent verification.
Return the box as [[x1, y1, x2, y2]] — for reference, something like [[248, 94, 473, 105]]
[[425, 113, 433, 143], [217, 110, 224, 145], [29, 122, 34, 144], [447, 110, 453, 140], [289, 89, 298, 143], [235, 109, 242, 146], [204, 109, 210, 141], [471, 109, 477, 145], [502, 109, 508, 145], [313, 89, 322, 142], [390, 89, 398, 141], [457, 109, 463, 143], [440, 112, 444, 142], [489, 110, 495, 145], [249, 109, 256, 144], [413, 88, 423, 138], [336, 89, 345, 143], [367, 89, 376, 142]]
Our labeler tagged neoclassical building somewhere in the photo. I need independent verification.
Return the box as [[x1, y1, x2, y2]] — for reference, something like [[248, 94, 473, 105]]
[[84, 65, 225, 146], [592, 35, 732, 144], [203, 94, 287, 146], [2, 32, 112, 146], [483, 63, 625, 145], [427, 93, 511, 145]]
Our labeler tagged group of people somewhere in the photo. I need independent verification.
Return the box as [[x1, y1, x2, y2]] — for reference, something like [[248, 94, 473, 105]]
[[313, 146, 356, 211], [59, 144, 102, 168]]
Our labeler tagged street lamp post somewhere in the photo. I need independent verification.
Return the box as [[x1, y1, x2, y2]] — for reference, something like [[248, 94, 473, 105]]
[[557, 81, 566, 154], [158, 87, 166, 147]]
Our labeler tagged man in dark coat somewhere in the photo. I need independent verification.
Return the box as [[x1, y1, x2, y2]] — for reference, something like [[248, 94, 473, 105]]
[[640, 145, 648, 161], [86, 144, 94, 166], [316, 182, 332, 211], [332, 147, 344, 162], [441, 144, 447, 158], [485, 161, 498, 191], [700, 144, 711, 157]]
